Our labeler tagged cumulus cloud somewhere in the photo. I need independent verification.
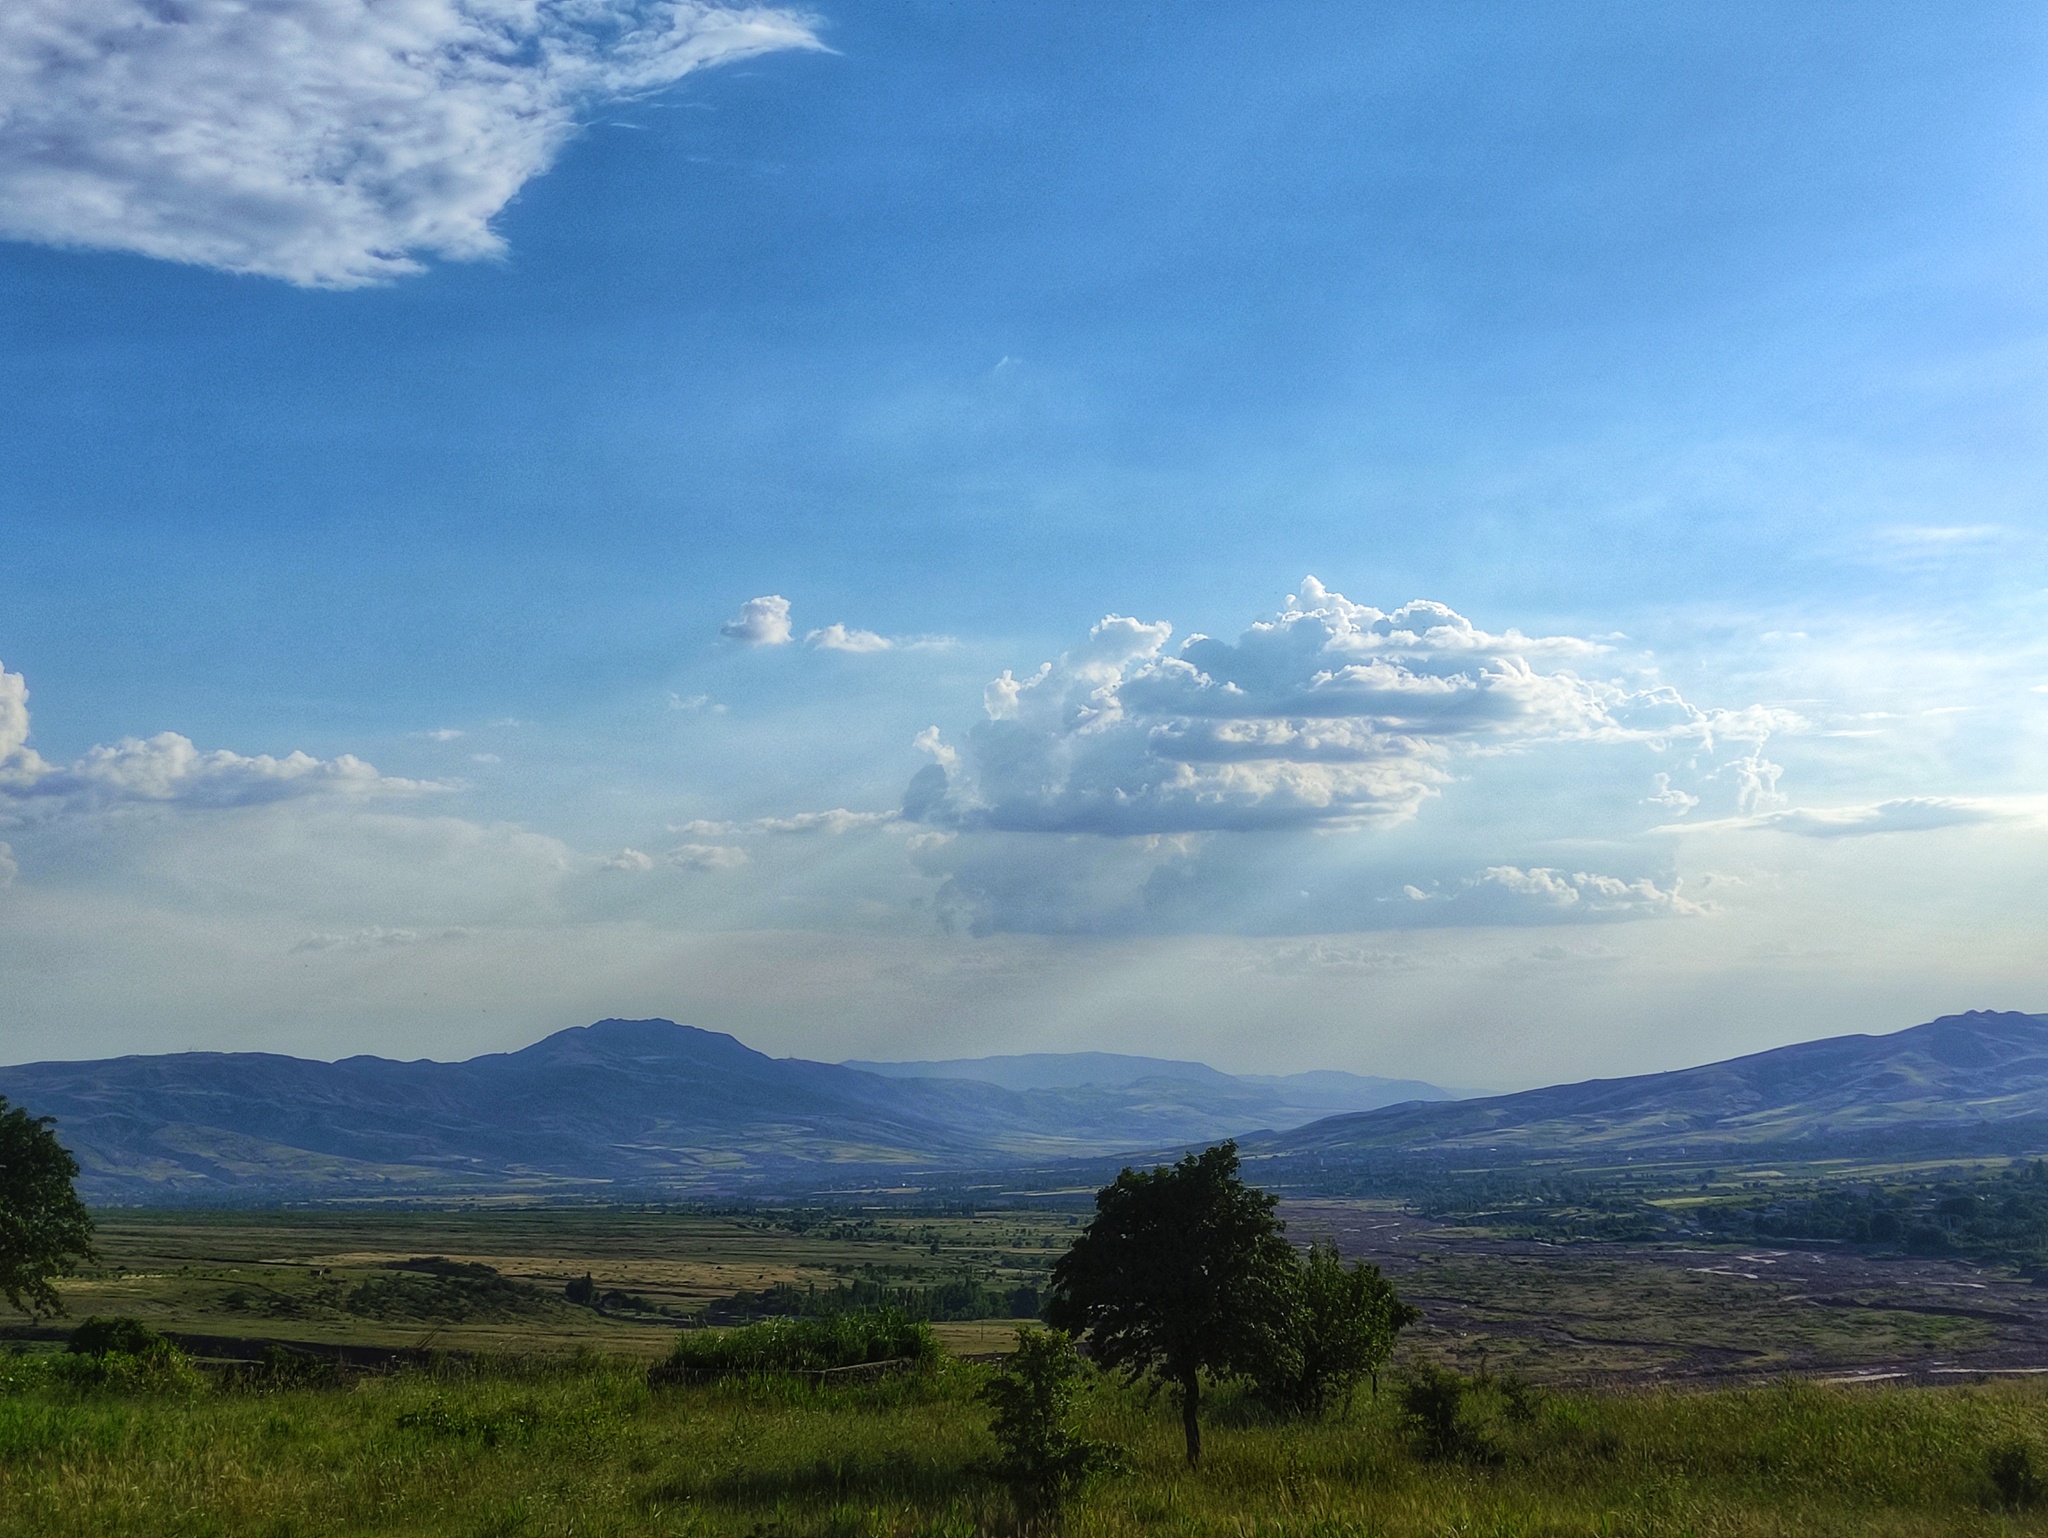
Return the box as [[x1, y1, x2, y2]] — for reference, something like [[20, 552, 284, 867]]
[[0, 660, 438, 819], [1479, 865, 1705, 916], [901, 579, 1785, 837], [721, 595, 794, 646], [0, 0, 819, 286], [0, 840, 14, 886], [603, 847, 655, 871], [666, 842, 749, 870], [806, 624, 893, 654]]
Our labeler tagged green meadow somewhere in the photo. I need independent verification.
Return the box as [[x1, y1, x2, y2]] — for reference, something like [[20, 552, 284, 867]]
[[7, 1347, 2048, 1536]]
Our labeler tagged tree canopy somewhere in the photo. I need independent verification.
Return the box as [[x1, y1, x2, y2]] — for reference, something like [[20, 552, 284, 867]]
[[1256, 1240, 1420, 1414], [1046, 1140, 1298, 1465], [0, 1096, 96, 1316]]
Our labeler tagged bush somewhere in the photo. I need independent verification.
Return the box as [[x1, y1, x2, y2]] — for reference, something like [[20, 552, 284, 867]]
[[977, 1328, 1120, 1531], [67, 1316, 172, 1358], [49, 1318, 204, 1396], [652, 1307, 938, 1383], [1253, 1243, 1418, 1416], [1989, 1439, 2044, 1509]]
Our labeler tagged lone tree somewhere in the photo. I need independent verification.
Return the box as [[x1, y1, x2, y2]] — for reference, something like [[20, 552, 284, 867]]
[[1047, 1141, 1297, 1466], [0, 1097, 95, 1317], [1255, 1240, 1420, 1415]]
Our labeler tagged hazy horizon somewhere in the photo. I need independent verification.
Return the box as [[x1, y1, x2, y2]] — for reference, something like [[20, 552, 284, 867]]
[[2, 3, 2043, 1089]]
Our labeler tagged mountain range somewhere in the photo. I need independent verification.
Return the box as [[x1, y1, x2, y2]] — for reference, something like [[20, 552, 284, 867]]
[[3, 1009, 2043, 1203], [0, 1020, 1448, 1202], [1242, 1009, 2048, 1175]]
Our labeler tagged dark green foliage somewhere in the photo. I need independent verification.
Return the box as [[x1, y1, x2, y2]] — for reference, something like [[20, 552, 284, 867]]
[[0, 1097, 95, 1317], [1988, 1439, 2044, 1509], [709, 1275, 1040, 1324], [653, 1307, 939, 1381], [67, 1316, 173, 1358], [565, 1272, 598, 1306], [1046, 1141, 1298, 1465], [1695, 1161, 2048, 1270], [1255, 1242, 1419, 1415], [977, 1327, 1119, 1530], [49, 1315, 202, 1394], [344, 1258, 558, 1323], [1399, 1363, 1541, 1463]]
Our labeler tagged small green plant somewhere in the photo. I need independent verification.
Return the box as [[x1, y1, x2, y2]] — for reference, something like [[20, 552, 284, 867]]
[[1988, 1438, 2043, 1509], [977, 1328, 1119, 1532], [1400, 1364, 1498, 1463]]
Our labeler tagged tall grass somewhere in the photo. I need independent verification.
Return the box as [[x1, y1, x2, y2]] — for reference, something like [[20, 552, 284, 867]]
[[657, 1308, 941, 1378], [4, 1346, 2048, 1535]]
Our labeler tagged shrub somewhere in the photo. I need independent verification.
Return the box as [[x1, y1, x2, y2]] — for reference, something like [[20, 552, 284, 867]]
[[1253, 1243, 1419, 1416], [977, 1328, 1120, 1531], [66, 1316, 172, 1358], [1989, 1439, 2044, 1509], [652, 1307, 938, 1384], [52, 1318, 203, 1396]]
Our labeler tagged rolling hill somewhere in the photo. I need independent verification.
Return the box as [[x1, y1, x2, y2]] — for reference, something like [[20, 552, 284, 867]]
[[1242, 1009, 2048, 1173]]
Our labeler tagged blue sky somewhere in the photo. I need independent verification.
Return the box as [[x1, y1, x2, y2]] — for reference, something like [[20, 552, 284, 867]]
[[1, 0, 2044, 1086]]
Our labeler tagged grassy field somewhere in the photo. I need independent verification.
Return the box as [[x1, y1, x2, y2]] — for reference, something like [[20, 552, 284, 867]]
[[7, 1208, 1079, 1362], [7, 1348, 2048, 1535]]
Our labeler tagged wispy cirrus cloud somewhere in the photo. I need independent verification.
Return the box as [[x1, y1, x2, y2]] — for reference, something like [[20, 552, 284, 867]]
[[0, 0, 820, 287], [1661, 796, 2045, 839]]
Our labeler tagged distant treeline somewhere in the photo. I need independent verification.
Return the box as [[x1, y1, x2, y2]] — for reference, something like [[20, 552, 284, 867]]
[[706, 1276, 1041, 1323], [1699, 1162, 2048, 1271], [1387, 1161, 2048, 1273]]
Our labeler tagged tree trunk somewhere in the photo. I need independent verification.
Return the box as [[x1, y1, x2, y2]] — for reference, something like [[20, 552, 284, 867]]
[[1180, 1370, 1202, 1467]]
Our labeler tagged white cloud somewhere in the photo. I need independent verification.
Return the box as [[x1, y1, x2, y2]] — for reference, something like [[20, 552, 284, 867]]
[[415, 727, 465, 742], [675, 808, 894, 837], [1479, 865, 1705, 916], [806, 624, 893, 653], [668, 692, 724, 712], [292, 925, 470, 953], [470, 752, 501, 764], [0, 840, 14, 886], [603, 847, 655, 871], [1646, 772, 1699, 815], [721, 595, 794, 646], [0, 0, 819, 287], [901, 579, 1785, 837], [0, 659, 438, 818], [666, 842, 749, 870], [1664, 796, 2044, 839]]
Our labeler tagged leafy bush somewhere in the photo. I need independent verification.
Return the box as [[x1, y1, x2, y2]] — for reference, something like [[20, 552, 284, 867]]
[[652, 1307, 938, 1383], [977, 1328, 1119, 1531], [67, 1316, 173, 1358], [47, 1317, 204, 1396], [1253, 1243, 1418, 1416]]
